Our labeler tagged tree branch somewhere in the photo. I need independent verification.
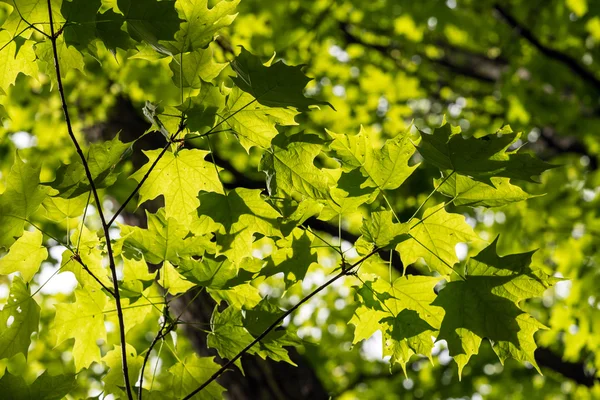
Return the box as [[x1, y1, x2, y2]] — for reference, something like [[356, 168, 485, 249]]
[[494, 4, 600, 92], [46, 2, 133, 398], [73, 256, 116, 297], [181, 248, 381, 399]]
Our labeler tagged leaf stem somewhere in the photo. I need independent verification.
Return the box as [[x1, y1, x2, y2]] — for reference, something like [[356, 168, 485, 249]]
[[46, 1, 133, 398], [138, 307, 173, 400]]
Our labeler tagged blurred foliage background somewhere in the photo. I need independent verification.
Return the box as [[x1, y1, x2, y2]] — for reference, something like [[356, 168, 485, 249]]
[[2, 0, 600, 399]]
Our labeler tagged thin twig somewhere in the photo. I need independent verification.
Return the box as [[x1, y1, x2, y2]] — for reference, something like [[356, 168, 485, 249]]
[[45, 1, 133, 398], [12, 3, 50, 38], [138, 308, 173, 400], [181, 247, 380, 400], [71, 254, 116, 297]]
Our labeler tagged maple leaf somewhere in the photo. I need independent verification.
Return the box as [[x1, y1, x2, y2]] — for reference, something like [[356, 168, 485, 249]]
[[131, 148, 223, 224], [40, 193, 88, 222], [435, 173, 536, 207], [0, 154, 51, 248], [35, 37, 85, 86], [49, 134, 132, 198], [0, 371, 76, 400], [166, 355, 225, 399], [261, 229, 318, 286], [165, 0, 240, 54], [396, 204, 480, 276], [60, 0, 102, 49], [349, 275, 442, 373], [159, 260, 196, 295], [208, 305, 299, 369], [432, 238, 558, 376], [328, 126, 419, 197], [358, 210, 410, 250], [0, 0, 64, 36], [117, 0, 182, 49], [231, 47, 332, 111], [260, 132, 332, 201], [418, 123, 554, 183], [382, 310, 436, 376], [195, 188, 281, 264], [102, 344, 143, 396], [0, 32, 38, 94], [60, 226, 112, 290], [53, 287, 107, 371], [222, 87, 299, 151], [178, 256, 262, 308], [183, 84, 226, 133], [0, 277, 40, 360], [169, 47, 227, 89], [0, 230, 47, 282], [119, 209, 214, 265]]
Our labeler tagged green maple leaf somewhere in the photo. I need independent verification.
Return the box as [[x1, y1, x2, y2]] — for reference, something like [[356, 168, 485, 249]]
[[94, 8, 134, 52], [195, 188, 281, 264], [53, 287, 107, 371], [159, 260, 196, 295], [0, 0, 64, 36], [163, 0, 240, 54], [60, 0, 102, 49], [0, 276, 40, 360], [35, 37, 85, 85], [222, 87, 299, 151], [231, 47, 332, 111], [0, 230, 47, 282], [242, 297, 286, 337], [131, 148, 223, 224], [260, 133, 332, 201], [177, 256, 261, 308], [40, 193, 88, 222], [166, 355, 225, 399], [358, 210, 410, 250], [349, 275, 441, 372], [0, 32, 38, 94], [102, 344, 143, 395], [120, 209, 214, 265], [49, 134, 132, 198], [119, 255, 156, 297], [418, 123, 554, 183], [277, 198, 324, 237], [208, 305, 299, 369], [60, 226, 112, 290], [372, 275, 443, 329], [432, 238, 558, 376], [117, 0, 181, 49], [179, 255, 236, 288], [328, 127, 419, 198], [169, 47, 227, 89], [0, 153, 51, 248], [396, 204, 480, 276], [210, 283, 262, 309], [349, 306, 388, 344], [382, 310, 436, 376], [435, 173, 536, 207], [0, 371, 76, 400], [183, 84, 226, 133], [261, 229, 318, 286]]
